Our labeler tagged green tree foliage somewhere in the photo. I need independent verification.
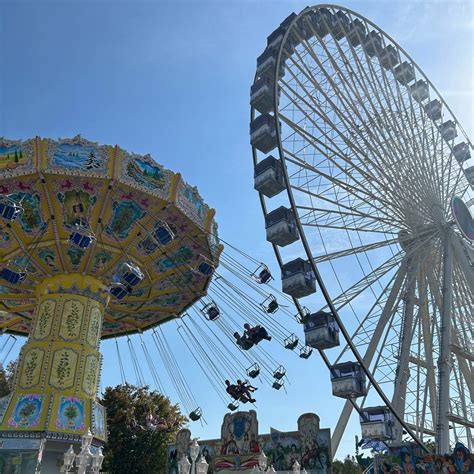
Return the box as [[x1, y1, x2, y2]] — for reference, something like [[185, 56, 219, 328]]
[[0, 366, 9, 398], [101, 384, 186, 474], [333, 455, 363, 474], [0, 360, 17, 397]]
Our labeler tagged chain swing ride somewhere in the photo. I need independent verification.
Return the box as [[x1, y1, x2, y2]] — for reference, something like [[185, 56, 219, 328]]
[[0, 2, 472, 460]]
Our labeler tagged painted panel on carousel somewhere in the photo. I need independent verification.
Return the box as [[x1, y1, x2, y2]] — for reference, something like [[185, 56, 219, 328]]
[[101, 320, 130, 337], [86, 304, 102, 348], [0, 393, 12, 424], [57, 189, 97, 228], [37, 247, 60, 273], [209, 221, 220, 256], [155, 245, 195, 273], [59, 299, 85, 341], [176, 180, 209, 227], [49, 348, 79, 390], [8, 394, 45, 429], [105, 199, 146, 240], [11, 255, 39, 276], [0, 138, 35, 176], [148, 293, 183, 308], [8, 319, 32, 334], [54, 396, 86, 432], [0, 229, 11, 249], [9, 192, 46, 234], [91, 249, 113, 273], [119, 150, 173, 198], [33, 299, 56, 340], [82, 354, 100, 396], [92, 401, 107, 441], [155, 270, 199, 292], [19, 347, 45, 389], [44, 136, 110, 176], [66, 246, 86, 270]]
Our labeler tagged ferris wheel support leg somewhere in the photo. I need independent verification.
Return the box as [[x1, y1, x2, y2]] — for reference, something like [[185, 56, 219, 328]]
[[331, 262, 408, 454], [437, 230, 453, 454], [392, 258, 418, 442], [419, 271, 438, 435]]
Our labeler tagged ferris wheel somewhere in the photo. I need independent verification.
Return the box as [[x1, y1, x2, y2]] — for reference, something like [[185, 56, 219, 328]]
[[250, 4, 474, 455]]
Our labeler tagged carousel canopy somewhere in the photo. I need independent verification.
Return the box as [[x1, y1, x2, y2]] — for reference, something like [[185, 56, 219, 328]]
[[0, 135, 221, 338]]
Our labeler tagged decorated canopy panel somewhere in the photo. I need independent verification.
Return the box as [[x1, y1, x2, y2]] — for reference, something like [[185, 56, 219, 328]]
[[0, 136, 222, 338]]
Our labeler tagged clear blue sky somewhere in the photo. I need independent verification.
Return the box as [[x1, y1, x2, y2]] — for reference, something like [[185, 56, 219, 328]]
[[1, 0, 473, 459]]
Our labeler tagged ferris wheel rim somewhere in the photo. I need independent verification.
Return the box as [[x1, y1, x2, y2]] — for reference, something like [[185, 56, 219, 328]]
[[252, 3, 473, 455], [272, 5, 438, 453]]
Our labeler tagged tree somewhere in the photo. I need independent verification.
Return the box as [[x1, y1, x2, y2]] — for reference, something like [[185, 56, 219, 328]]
[[101, 384, 186, 474], [333, 455, 363, 474], [0, 366, 9, 398], [0, 360, 17, 397]]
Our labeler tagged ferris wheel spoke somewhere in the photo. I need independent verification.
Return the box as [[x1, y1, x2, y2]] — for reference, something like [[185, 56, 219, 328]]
[[323, 251, 404, 311], [287, 41, 415, 200], [312, 237, 399, 262], [295, 203, 399, 230], [292, 190, 397, 234], [279, 73, 401, 197], [288, 41, 437, 220], [281, 139, 402, 222], [279, 106, 390, 200], [319, 30, 419, 176], [362, 66, 442, 213], [300, 21, 411, 168], [334, 259, 407, 360], [284, 46, 409, 198], [336, 30, 444, 210], [418, 269, 438, 430]]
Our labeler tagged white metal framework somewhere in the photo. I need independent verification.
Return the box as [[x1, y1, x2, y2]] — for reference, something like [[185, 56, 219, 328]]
[[251, 4, 474, 455]]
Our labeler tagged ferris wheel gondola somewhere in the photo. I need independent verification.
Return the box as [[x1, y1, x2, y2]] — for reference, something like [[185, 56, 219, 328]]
[[251, 4, 473, 455]]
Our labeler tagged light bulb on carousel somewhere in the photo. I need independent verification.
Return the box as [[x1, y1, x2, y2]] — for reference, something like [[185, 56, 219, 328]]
[[92, 446, 105, 473], [196, 455, 209, 474], [76, 445, 93, 474], [251, 451, 275, 472], [178, 455, 191, 474], [82, 428, 94, 449], [63, 445, 76, 474]]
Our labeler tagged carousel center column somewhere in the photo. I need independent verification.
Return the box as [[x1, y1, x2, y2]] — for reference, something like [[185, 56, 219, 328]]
[[0, 274, 109, 437]]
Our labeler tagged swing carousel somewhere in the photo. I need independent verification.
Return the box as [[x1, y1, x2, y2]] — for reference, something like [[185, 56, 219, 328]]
[[0, 135, 222, 466]]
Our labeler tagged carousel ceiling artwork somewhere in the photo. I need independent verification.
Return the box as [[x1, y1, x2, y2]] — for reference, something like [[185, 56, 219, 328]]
[[0, 135, 222, 338]]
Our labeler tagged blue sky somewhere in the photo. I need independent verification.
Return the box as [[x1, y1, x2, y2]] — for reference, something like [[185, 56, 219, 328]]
[[1, 0, 473, 459]]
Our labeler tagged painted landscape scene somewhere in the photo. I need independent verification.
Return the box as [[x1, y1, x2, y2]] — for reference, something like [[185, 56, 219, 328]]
[[0, 145, 26, 169], [53, 143, 104, 171]]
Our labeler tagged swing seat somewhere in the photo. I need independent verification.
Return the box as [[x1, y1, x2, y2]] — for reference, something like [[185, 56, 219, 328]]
[[189, 408, 202, 421], [110, 283, 130, 300], [154, 224, 175, 245], [0, 197, 22, 222], [69, 230, 95, 249], [0, 268, 26, 284], [119, 262, 144, 287], [197, 261, 214, 276]]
